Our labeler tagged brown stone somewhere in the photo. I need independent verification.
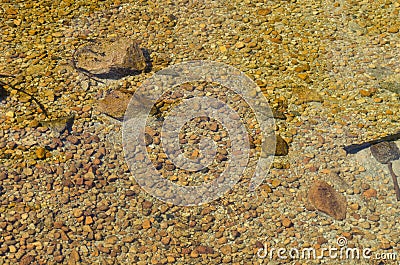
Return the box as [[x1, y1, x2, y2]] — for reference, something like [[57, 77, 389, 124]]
[[54, 221, 64, 229], [235, 41, 245, 49], [317, 236, 328, 245], [75, 37, 146, 76], [307, 180, 347, 220], [275, 134, 289, 156], [161, 236, 171, 245], [19, 255, 34, 265], [97, 90, 131, 120], [359, 89, 372, 97], [60, 230, 70, 241], [257, 8, 271, 16], [166, 256, 175, 263], [142, 219, 151, 229], [294, 64, 310, 73], [363, 188, 377, 198], [72, 208, 83, 218], [85, 216, 94, 225], [142, 201, 153, 209], [260, 184, 272, 197], [122, 235, 136, 243], [66, 135, 79, 145], [220, 245, 231, 255], [262, 133, 289, 156], [282, 217, 293, 228], [195, 245, 214, 254], [293, 85, 323, 104], [29, 120, 40, 128], [36, 147, 46, 159], [270, 37, 282, 44], [388, 25, 399, 33], [68, 249, 80, 264], [97, 245, 110, 254]]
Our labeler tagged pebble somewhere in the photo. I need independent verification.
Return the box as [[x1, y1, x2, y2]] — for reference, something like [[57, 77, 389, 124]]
[[260, 184, 272, 197], [35, 147, 46, 159], [359, 89, 373, 97], [142, 219, 151, 229], [5, 111, 14, 118], [363, 188, 378, 198], [235, 42, 245, 49], [19, 255, 34, 265], [275, 134, 289, 156], [257, 8, 271, 16], [388, 25, 399, 33], [282, 217, 293, 228], [72, 208, 83, 218]]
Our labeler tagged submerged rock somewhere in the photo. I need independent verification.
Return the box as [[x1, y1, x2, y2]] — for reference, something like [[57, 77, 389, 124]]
[[97, 90, 132, 120], [293, 85, 323, 104], [307, 180, 347, 220], [262, 134, 289, 156], [74, 37, 147, 78], [40, 115, 75, 135]]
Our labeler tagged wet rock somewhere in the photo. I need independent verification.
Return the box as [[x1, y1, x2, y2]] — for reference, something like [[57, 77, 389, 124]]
[[293, 85, 323, 104], [19, 254, 34, 265], [36, 147, 46, 159], [97, 90, 132, 120], [40, 115, 74, 135], [272, 109, 286, 120], [307, 180, 347, 220], [370, 141, 400, 164], [74, 37, 146, 78], [275, 134, 289, 156], [261, 133, 289, 157]]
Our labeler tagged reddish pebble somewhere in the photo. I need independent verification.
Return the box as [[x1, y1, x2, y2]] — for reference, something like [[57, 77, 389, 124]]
[[363, 188, 377, 198]]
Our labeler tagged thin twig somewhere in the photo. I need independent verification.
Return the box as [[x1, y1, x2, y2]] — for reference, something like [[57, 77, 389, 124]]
[[344, 131, 400, 154], [0, 79, 48, 117], [388, 162, 400, 201]]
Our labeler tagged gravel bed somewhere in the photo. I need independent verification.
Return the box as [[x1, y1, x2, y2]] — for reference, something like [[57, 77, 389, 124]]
[[0, 0, 399, 264]]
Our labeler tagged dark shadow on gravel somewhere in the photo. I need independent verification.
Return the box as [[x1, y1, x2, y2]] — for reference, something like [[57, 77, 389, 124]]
[[0, 82, 9, 101], [141, 48, 153, 73], [74, 48, 152, 80], [91, 68, 144, 80]]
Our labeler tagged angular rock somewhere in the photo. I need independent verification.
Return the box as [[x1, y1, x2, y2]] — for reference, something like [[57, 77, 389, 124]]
[[379, 73, 400, 94], [275, 134, 289, 156], [380, 81, 400, 94], [293, 85, 323, 104], [19, 254, 34, 265], [74, 37, 146, 78], [272, 109, 286, 120], [40, 115, 74, 135], [36, 146, 46, 160], [370, 141, 400, 164], [261, 133, 289, 156], [97, 89, 158, 120], [97, 90, 132, 120], [195, 245, 214, 254], [307, 180, 347, 220]]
